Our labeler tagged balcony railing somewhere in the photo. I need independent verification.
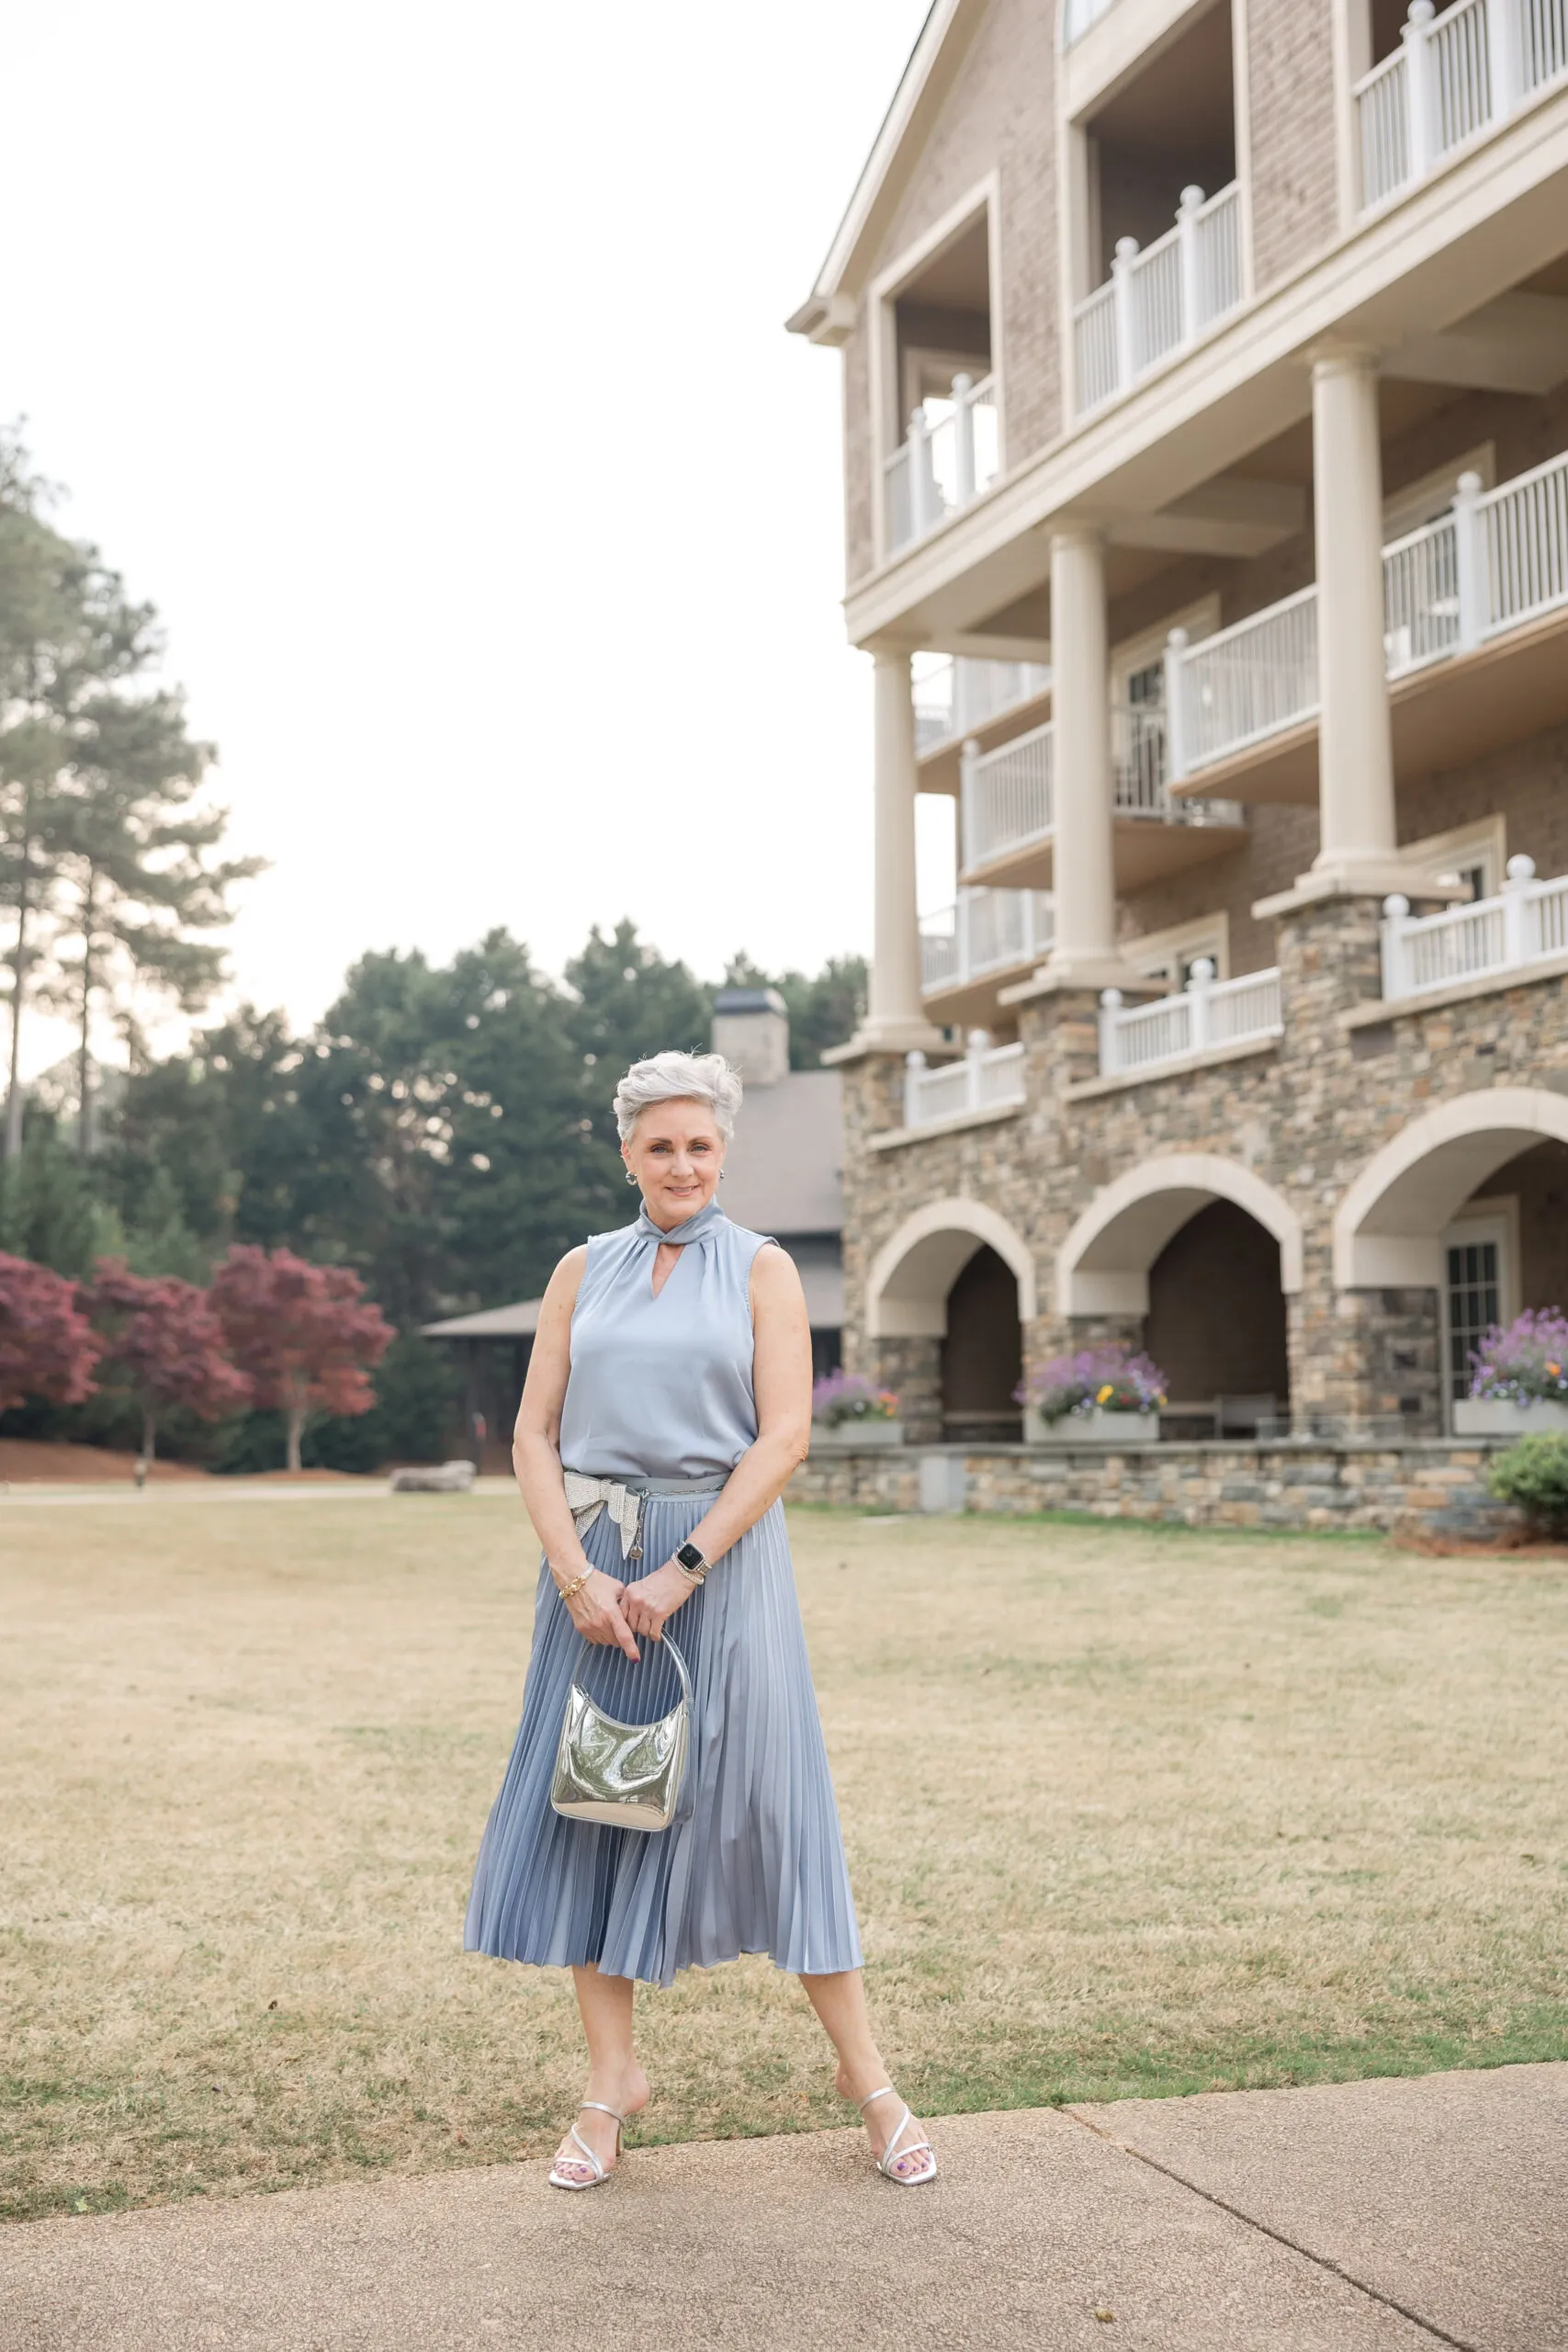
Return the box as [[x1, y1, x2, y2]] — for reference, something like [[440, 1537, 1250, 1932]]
[[884, 373, 999, 556], [913, 656, 1052, 754], [1381, 856, 1568, 996], [959, 710, 1245, 871], [1355, 0, 1568, 213], [1165, 446, 1568, 781], [1099, 961, 1283, 1077], [1073, 183, 1242, 414], [919, 887, 1055, 995], [904, 1034, 1026, 1128]]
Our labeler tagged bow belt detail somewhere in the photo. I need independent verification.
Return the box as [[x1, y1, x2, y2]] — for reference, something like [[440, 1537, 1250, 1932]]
[[562, 1471, 728, 1564]]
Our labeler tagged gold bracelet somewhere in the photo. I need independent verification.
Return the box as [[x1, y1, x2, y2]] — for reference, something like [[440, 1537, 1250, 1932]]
[[558, 1570, 592, 1604]]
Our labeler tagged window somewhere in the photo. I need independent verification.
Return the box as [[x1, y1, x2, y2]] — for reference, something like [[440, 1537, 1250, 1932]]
[[1125, 911, 1229, 989], [1382, 445, 1495, 543], [1402, 817, 1506, 903], [1440, 1206, 1517, 1408]]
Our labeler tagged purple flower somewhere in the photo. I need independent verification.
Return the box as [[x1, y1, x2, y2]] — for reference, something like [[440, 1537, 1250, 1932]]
[[811, 1370, 900, 1428], [1014, 1343, 1168, 1423], [1469, 1308, 1568, 1406]]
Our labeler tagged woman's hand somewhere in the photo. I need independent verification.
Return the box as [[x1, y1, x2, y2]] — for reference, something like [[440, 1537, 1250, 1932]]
[[563, 1568, 640, 1659], [620, 1561, 697, 1643]]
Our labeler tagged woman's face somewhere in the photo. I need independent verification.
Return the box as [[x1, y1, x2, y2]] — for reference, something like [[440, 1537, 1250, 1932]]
[[622, 1098, 727, 1227]]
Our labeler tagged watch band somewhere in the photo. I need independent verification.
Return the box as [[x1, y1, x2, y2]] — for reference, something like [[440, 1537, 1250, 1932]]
[[674, 1540, 709, 1583]]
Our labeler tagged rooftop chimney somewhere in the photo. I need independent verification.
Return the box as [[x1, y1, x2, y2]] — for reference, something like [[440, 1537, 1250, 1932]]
[[712, 987, 790, 1086]]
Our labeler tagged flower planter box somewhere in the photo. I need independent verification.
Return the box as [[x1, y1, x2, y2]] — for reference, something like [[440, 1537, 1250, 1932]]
[[809, 1419, 905, 1453], [1453, 1398, 1568, 1438], [1027, 1408, 1161, 1446]]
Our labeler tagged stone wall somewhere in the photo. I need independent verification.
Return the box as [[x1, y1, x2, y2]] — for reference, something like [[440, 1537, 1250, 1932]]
[[840, 883, 1568, 1472], [791, 1438, 1521, 1541]]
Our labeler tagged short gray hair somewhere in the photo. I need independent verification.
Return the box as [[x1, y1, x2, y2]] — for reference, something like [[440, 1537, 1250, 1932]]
[[613, 1050, 743, 1144]]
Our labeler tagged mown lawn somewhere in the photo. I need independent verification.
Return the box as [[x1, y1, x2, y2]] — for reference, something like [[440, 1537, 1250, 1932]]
[[3, 1490, 1565, 2221]]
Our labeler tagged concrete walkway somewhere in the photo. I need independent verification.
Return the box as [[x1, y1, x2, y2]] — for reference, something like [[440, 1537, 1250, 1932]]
[[3, 2064, 1562, 2351]]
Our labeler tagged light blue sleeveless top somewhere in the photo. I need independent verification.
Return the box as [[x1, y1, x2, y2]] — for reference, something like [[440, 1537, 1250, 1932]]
[[558, 1199, 776, 1480]]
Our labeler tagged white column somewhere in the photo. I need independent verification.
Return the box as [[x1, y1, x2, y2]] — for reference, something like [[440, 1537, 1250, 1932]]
[[864, 649, 933, 1048], [1046, 526, 1131, 986], [1310, 348, 1399, 883]]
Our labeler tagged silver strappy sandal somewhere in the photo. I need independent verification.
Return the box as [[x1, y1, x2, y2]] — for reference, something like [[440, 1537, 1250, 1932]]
[[547, 2100, 625, 2190], [859, 2086, 938, 2185]]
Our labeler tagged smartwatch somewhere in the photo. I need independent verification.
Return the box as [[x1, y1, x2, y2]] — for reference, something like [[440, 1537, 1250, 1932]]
[[674, 1541, 709, 1583]]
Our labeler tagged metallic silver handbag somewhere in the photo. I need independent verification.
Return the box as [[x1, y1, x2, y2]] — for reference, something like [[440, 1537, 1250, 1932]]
[[550, 1630, 692, 1832]]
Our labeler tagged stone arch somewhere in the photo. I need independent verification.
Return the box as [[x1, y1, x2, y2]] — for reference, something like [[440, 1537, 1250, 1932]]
[[866, 1198, 1037, 1338], [1056, 1154, 1304, 1316], [1334, 1089, 1568, 1288]]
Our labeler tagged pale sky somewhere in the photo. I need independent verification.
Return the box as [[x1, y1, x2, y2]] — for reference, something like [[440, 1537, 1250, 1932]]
[[6, 0, 941, 1080]]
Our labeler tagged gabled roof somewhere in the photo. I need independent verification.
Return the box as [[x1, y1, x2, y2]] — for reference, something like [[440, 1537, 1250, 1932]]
[[785, 0, 991, 345]]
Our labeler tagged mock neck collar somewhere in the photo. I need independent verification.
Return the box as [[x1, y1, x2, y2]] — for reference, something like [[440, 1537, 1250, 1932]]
[[633, 1196, 726, 1248]]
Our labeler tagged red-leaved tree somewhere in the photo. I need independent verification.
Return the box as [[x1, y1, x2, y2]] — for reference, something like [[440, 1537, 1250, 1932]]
[[85, 1261, 252, 1461], [0, 1252, 103, 1414], [209, 1245, 393, 1473]]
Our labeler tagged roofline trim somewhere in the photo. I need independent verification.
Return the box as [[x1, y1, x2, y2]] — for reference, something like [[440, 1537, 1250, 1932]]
[[786, 0, 990, 334]]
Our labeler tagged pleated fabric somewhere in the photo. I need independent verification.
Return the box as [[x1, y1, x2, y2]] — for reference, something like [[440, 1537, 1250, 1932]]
[[464, 1491, 863, 1987]]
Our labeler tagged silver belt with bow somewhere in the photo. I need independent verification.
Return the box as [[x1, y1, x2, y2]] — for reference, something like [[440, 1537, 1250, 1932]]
[[562, 1470, 728, 1564]]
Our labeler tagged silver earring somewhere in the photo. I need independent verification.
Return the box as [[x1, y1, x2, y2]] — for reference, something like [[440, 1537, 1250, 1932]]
[[625, 1170, 638, 1186]]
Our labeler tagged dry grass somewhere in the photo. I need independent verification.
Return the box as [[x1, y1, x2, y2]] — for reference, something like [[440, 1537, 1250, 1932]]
[[3, 1493, 1565, 2222]]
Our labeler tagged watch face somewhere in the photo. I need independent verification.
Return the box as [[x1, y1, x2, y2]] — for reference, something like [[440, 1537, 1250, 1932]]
[[676, 1542, 705, 1571]]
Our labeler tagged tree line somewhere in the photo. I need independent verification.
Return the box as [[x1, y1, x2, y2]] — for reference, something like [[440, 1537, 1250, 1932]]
[[0, 425, 866, 1466]]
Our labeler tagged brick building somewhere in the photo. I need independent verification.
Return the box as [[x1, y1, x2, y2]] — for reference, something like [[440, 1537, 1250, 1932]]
[[787, 0, 1568, 1527]]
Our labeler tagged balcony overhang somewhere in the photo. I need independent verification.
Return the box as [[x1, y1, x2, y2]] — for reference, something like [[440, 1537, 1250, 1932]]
[[847, 91, 1568, 653], [1168, 602, 1568, 809], [919, 970, 1032, 1028], [917, 682, 1054, 796], [962, 809, 1250, 893]]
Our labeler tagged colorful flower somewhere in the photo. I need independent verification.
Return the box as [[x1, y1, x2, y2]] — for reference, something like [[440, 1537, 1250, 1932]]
[[1470, 1309, 1568, 1408], [1014, 1343, 1168, 1425]]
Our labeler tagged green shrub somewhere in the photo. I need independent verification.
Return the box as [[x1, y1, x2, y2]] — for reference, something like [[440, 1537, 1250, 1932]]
[[1486, 1432, 1568, 1536]]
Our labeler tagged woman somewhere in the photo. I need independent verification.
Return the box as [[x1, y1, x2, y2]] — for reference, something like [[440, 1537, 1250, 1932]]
[[465, 1049, 935, 2189]]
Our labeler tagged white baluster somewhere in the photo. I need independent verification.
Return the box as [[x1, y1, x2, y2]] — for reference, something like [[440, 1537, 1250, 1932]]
[[952, 372, 976, 507], [1503, 854, 1537, 967], [1404, 1, 1436, 183], [1487, 0, 1520, 118], [908, 405, 934, 539], [1381, 893, 1411, 999], [1451, 469, 1486, 652], [1100, 987, 1123, 1075], [1187, 956, 1214, 1054], [965, 1026, 989, 1115], [1111, 238, 1139, 392], [960, 737, 980, 872], [1164, 627, 1190, 783], [955, 889, 973, 984], [1177, 186, 1205, 343], [904, 1048, 926, 1126]]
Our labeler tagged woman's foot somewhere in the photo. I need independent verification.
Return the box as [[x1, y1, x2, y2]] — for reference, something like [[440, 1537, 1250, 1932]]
[[549, 2064, 649, 2188], [835, 2064, 937, 2184]]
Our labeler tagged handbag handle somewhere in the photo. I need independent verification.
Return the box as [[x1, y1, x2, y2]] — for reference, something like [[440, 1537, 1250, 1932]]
[[571, 1623, 692, 1713]]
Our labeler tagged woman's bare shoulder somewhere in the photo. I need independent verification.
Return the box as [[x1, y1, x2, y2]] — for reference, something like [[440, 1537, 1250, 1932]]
[[748, 1239, 805, 1306], [539, 1245, 590, 1314]]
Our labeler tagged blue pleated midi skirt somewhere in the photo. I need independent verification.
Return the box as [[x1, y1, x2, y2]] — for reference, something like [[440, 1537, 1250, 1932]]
[[464, 1493, 863, 1988]]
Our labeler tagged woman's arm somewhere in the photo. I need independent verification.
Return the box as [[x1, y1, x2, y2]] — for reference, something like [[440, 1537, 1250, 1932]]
[[513, 1247, 638, 1658], [621, 1243, 812, 1641]]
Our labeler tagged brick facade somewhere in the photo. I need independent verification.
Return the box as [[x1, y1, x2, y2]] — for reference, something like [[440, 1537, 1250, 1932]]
[[841, 0, 1062, 587], [1245, 0, 1341, 288]]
